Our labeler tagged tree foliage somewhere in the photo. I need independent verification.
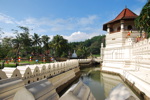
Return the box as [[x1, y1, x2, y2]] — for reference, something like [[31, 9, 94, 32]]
[[69, 35, 105, 58], [0, 25, 105, 60], [135, 0, 150, 37], [51, 35, 68, 57]]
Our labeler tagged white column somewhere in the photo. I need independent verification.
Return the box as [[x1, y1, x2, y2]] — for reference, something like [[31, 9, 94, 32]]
[[121, 20, 124, 32], [107, 24, 110, 33]]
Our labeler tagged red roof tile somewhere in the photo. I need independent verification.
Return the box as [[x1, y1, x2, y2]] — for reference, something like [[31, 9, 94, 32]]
[[103, 8, 138, 31], [114, 8, 138, 21]]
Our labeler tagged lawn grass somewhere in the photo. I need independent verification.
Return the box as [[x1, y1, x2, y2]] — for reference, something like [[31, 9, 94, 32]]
[[4, 64, 16, 67], [0, 60, 53, 68]]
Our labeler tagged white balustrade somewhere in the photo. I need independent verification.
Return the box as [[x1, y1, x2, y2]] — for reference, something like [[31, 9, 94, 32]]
[[1, 59, 80, 84], [2, 67, 22, 78]]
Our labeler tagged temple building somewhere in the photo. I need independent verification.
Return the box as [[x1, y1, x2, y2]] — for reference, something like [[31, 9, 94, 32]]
[[103, 7, 139, 48], [101, 7, 140, 68], [101, 7, 150, 99]]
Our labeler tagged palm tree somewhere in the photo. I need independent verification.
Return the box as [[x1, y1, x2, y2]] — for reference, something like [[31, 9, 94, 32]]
[[19, 27, 32, 55], [51, 35, 68, 57], [32, 33, 41, 56], [135, 0, 150, 37], [41, 35, 50, 56], [12, 33, 22, 66]]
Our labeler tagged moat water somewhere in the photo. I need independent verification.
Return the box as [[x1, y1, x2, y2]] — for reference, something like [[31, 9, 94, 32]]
[[61, 65, 141, 100]]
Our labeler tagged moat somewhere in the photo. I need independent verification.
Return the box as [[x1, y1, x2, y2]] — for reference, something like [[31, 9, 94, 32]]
[[61, 65, 141, 100]]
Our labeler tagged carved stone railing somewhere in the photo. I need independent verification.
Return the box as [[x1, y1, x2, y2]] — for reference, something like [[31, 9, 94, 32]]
[[0, 59, 79, 85]]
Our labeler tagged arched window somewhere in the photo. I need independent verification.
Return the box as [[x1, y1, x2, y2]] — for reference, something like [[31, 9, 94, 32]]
[[117, 27, 121, 31], [128, 25, 132, 30]]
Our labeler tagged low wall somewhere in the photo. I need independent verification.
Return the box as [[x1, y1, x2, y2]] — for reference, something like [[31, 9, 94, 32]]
[[0, 77, 25, 100], [13, 79, 59, 100], [0, 59, 80, 100]]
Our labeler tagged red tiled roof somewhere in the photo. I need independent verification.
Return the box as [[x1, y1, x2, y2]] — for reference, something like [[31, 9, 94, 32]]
[[114, 8, 138, 21], [103, 8, 138, 31]]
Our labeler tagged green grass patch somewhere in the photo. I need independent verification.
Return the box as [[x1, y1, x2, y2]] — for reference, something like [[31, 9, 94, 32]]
[[4, 64, 16, 67], [0, 61, 53, 68]]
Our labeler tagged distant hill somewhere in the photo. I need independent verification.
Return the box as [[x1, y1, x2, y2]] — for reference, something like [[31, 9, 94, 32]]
[[69, 35, 105, 57]]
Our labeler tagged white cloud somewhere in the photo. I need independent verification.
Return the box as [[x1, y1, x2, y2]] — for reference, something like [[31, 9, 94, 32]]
[[77, 15, 99, 26], [0, 13, 14, 24], [14, 15, 99, 32], [63, 31, 100, 42], [0, 13, 103, 41]]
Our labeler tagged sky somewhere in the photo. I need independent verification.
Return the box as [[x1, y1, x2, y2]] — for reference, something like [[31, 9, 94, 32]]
[[0, 0, 147, 42]]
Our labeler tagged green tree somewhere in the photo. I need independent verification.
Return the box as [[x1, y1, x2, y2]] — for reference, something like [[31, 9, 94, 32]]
[[135, 0, 150, 37], [77, 45, 88, 58], [12, 31, 22, 65], [32, 33, 41, 56], [68, 35, 105, 57], [1, 37, 13, 58], [19, 26, 32, 55], [0, 28, 4, 38], [11, 26, 32, 66], [51, 35, 68, 57], [41, 35, 50, 56]]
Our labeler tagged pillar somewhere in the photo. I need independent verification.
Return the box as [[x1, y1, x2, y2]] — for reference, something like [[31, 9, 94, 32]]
[[107, 24, 110, 33], [121, 20, 124, 32]]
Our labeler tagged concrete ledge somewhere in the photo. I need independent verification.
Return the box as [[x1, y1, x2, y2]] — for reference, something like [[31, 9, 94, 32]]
[[0, 77, 24, 100], [57, 71, 81, 94], [14, 79, 59, 100], [106, 83, 137, 100], [59, 81, 95, 100]]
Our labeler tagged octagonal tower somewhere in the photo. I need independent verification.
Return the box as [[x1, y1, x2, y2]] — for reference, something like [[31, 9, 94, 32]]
[[103, 8, 140, 48]]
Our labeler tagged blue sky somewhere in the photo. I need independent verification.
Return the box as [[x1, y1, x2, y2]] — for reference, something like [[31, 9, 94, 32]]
[[0, 0, 147, 42]]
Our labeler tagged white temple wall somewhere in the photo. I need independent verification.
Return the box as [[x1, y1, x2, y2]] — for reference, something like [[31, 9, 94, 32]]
[[102, 37, 150, 71]]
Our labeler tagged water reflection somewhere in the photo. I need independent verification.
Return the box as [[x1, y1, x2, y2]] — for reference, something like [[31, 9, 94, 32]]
[[100, 73, 124, 97], [80, 67, 105, 100], [80, 67, 139, 100]]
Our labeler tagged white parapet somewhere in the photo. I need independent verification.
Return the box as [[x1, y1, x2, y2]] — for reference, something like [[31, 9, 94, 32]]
[[1, 59, 80, 85], [0, 69, 7, 79], [27, 65, 41, 82], [2, 67, 22, 78], [78, 59, 92, 64], [17, 66, 33, 84]]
